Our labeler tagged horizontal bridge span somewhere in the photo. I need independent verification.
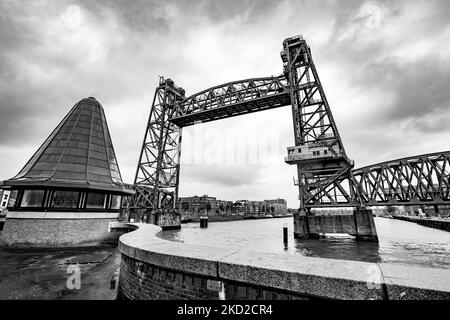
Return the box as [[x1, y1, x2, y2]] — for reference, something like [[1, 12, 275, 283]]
[[352, 151, 450, 174], [169, 76, 290, 127], [352, 150, 450, 206], [306, 151, 450, 207]]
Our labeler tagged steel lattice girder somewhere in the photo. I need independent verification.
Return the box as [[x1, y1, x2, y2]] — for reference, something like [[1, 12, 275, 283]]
[[169, 77, 290, 127], [306, 151, 450, 207], [131, 185, 177, 209], [132, 79, 184, 210], [281, 35, 354, 211], [282, 36, 347, 155]]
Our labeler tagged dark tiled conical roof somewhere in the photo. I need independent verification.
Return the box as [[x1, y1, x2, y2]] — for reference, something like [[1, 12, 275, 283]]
[[3, 97, 133, 195]]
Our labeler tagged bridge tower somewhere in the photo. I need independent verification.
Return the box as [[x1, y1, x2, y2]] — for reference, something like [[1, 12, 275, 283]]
[[132, 77, 185, 228], [282, 36, 377, 241], [282, 35, 353, 209]]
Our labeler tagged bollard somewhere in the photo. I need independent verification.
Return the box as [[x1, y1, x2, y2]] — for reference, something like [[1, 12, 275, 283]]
[[200, 216, 208, 228], [283, 223, 288, 249]]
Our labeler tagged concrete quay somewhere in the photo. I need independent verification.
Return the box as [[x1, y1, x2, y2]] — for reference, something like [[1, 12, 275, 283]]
[[117, 223, 450, 300], [393, 216, 450, 232]]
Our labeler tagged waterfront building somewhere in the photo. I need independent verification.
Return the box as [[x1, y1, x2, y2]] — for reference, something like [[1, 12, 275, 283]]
[[245, 201, 259, 216], [216, 200, 234, 216], [402, 204, 449, 217], [0, 97, 134, 246], [421, 204, 450, 217], [264, 198, 287, 215], [236, 200, 265, 217], [178, 195, 217, 218], [234, 200, 247, 216], [178, 196, 288, 219], [233, 201, 246, 216]]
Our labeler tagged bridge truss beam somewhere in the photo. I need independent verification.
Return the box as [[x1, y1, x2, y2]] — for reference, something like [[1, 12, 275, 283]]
[[306, 151, 450, 207], [170, 77, 290, 127], [132, 78, 185, 225]]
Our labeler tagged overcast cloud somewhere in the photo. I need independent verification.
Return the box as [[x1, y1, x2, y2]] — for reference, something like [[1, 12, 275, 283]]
[[0, 0, 449, 207]]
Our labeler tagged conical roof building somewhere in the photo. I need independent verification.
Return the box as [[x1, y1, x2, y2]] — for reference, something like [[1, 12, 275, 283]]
[[0, 97, 133, 247], [3, 97, 132, 194]]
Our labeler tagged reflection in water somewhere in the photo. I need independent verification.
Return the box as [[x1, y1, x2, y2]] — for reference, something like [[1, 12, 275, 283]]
[[294, 237, 381, 263], [158, 217, 450, 269]]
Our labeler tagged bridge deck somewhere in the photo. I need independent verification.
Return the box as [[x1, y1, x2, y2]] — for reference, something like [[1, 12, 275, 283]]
[[169, 92, 291, 127]]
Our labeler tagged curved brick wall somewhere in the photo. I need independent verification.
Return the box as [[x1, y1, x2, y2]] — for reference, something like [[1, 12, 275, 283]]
[[0, 212, 121, 247], [117, 223, 450, 300]]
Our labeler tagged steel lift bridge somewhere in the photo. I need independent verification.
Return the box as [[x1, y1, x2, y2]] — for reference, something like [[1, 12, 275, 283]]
[[131, 35, 450, 238]]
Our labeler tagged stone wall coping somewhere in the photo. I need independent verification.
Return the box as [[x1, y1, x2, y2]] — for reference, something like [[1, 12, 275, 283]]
[[118, 223, 450, 300], [6, 211, 119, 219]]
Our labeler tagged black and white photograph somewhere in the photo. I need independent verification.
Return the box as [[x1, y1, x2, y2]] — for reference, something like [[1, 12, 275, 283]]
[[0, 0, 449, 310]]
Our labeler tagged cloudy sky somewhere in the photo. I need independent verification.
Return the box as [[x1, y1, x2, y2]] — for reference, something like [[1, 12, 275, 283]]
[[1, 0, 449, 207]]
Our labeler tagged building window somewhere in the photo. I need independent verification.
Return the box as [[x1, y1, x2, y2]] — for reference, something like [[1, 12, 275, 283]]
[[7, 190, 18, 208], [110, 195, 122, 210], [20, 190, 45, 208], [52, 191, 79, 208], [86, 192, 107, 209]]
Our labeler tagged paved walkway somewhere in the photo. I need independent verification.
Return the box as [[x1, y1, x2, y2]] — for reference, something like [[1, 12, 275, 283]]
[[0, 245, 120, 300]]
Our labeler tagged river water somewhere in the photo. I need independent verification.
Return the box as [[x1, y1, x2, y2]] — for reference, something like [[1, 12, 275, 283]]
[[159, 217, 450, 269]]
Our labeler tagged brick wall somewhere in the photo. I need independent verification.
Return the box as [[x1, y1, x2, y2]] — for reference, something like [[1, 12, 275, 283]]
[[0, 218, 119, 247], [118, 253, 311, 300], [224, 283, 307, 300], [118, 253, 220, 300]]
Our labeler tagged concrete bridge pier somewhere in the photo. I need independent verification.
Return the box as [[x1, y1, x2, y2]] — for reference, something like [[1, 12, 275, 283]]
[[293, 209, 311, 239], [128, 209, 181, 230], [350, 207, 379, 242], [155, 209, 181, 230], [434, 204, 440, 217], [293, 207, 378, 242]]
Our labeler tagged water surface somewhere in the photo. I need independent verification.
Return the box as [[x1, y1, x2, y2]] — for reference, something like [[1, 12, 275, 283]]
[[159, 217, 450, 269]]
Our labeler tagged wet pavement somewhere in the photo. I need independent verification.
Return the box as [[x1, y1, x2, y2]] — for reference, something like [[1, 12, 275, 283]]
[[0, 245, 120, 300]]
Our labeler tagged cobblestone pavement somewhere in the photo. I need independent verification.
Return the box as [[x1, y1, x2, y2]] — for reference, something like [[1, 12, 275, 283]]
[[0, 245, 120, 300]]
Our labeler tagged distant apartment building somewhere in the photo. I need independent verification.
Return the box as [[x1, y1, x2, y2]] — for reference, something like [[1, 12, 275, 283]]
[[264, 198, 288, 215], [235, 199, 287, 217], [179, 195, 215, 217], [237, 200, 264, 216], [217, 200, 234, 216], [233, 201, 246, 216], [404, 204, 450, 217], [178, 195, 234, 217], [178, 196, 288, 218]]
